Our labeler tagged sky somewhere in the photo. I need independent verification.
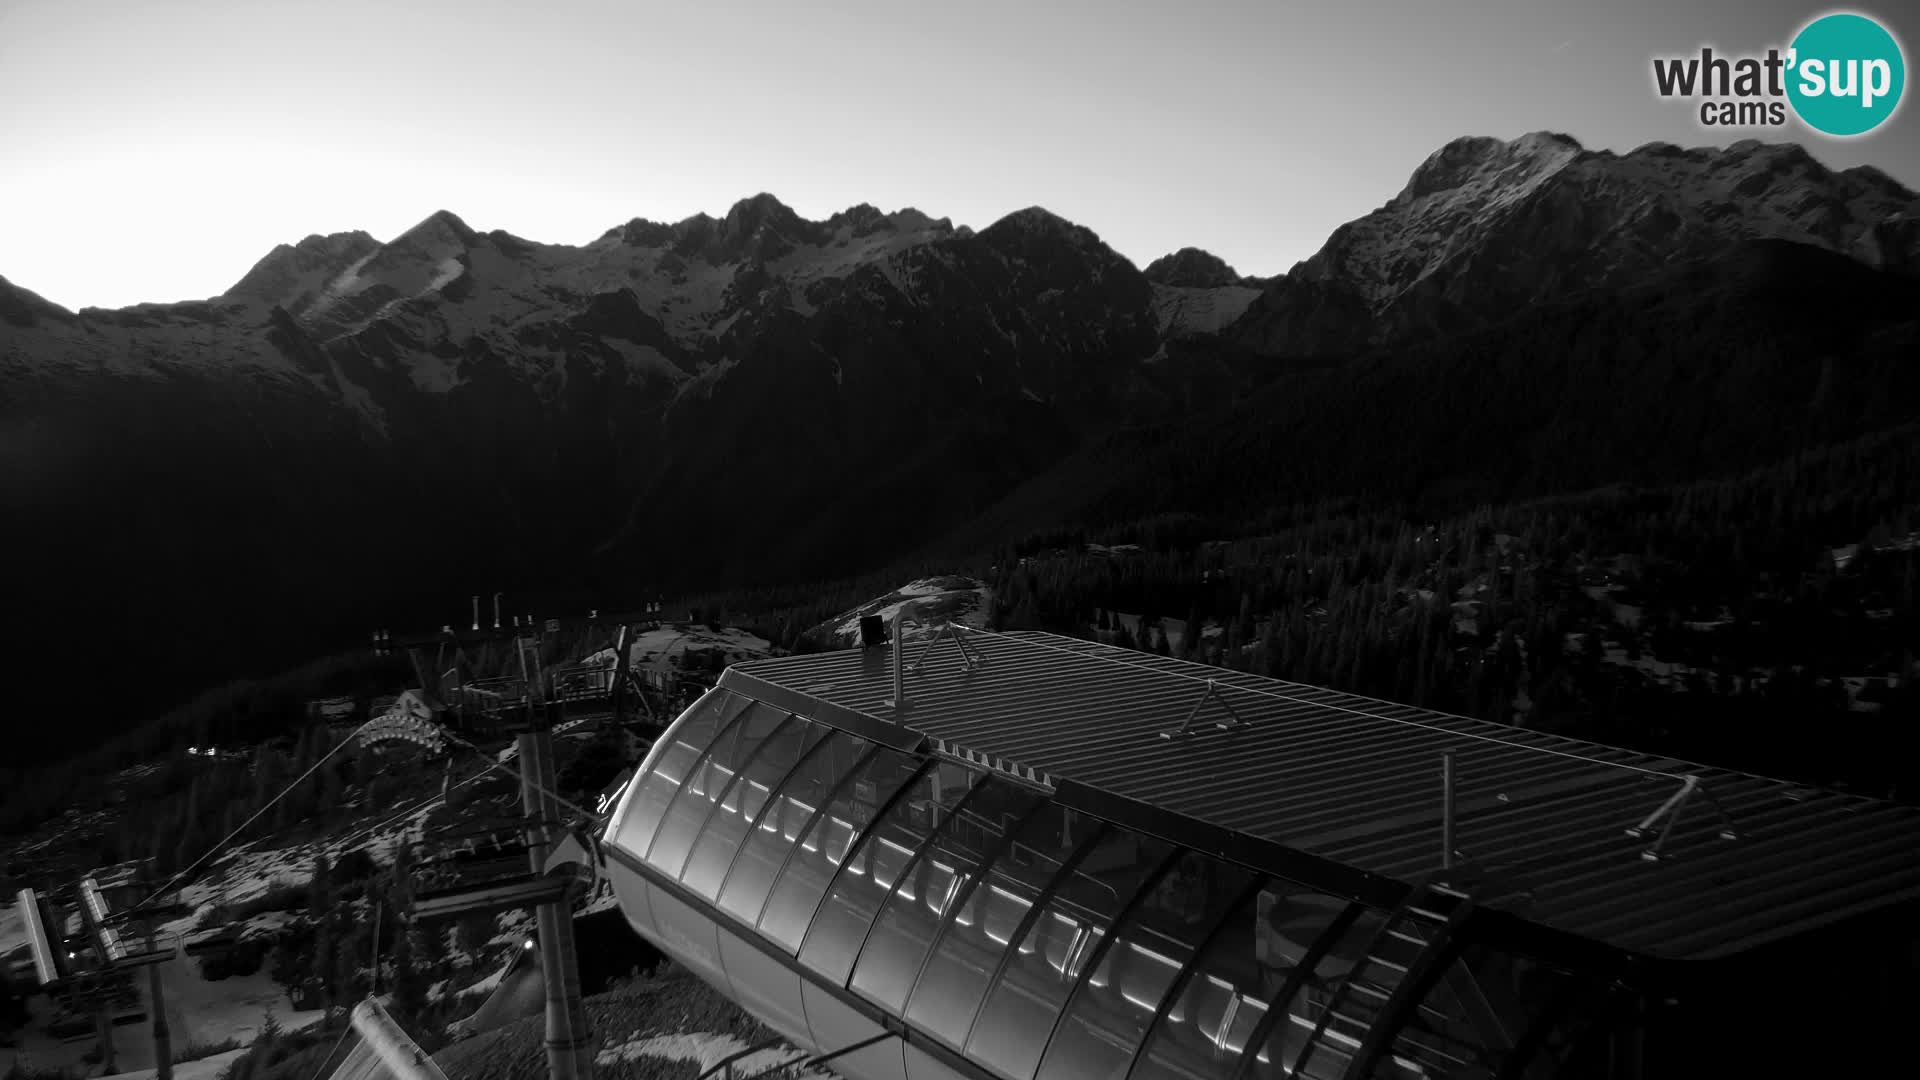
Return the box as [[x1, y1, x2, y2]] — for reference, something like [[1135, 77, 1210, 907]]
[[1, 0, 1915, 311]]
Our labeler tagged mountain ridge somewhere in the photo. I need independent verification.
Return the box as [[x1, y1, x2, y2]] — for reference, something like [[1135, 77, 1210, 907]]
[[8, 132, 1917, 330], [6, 131, 1918, 764], [1235, 132, 1920, 355]]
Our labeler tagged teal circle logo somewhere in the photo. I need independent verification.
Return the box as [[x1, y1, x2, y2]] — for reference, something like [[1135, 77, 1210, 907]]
[[1787, 12, 1906, 136]]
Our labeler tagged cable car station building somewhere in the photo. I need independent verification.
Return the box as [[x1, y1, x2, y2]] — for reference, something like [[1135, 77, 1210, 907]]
[[601, 629, 1920, 1080]]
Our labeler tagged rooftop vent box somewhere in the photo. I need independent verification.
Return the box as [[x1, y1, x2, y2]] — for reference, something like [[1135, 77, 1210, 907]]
[[859, 615, 886, 648]]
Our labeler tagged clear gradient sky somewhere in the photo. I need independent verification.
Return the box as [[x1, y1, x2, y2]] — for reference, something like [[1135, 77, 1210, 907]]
[[2, 0, 1915, 311]]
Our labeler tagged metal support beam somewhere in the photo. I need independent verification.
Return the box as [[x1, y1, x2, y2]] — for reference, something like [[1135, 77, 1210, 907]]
[[1339, 927, 1472, 1080], [1159, 679, 1248, 740], [1227, 902, 1369, 1080], [411, 875, 574, 920], [1117, 875, 1270, 1080], [907, 624, 983, 677], [890, 611, 906, 712], [518, 728, 595, 1080], [351, 997, 453, 1080], [1626, 776, 1738, 862], [1442, 752, 1457, 874], [148, 958, 172, 1080]]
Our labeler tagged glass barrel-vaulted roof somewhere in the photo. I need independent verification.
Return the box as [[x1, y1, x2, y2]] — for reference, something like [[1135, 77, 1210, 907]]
[[603, 681, 1589, 1080]]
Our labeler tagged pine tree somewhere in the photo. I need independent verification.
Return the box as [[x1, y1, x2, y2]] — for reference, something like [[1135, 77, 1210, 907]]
[[270, 926, 308, 1007], [309, 854, 334, 916], [388, 915, 427, 1018]]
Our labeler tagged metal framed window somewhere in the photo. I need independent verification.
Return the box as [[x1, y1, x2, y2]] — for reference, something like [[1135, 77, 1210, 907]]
[[1037, 855, 1264, 1080], [1121, 876, 1273, 1080], [612, 688, 739, 858], [964, 832, 1182, 1080], [647, 699, 790, 875], [1229, 901, 1370, 1080], [904, 810, 1112, 1052], [850, 778, 1053, 1013], [798, 762, 990, 987], [756, 750, 931, 952], [676, 712, 825, 897], [715, 730, 877, 927]]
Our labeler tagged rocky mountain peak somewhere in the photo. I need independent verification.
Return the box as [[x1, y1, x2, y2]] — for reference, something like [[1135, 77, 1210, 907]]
[[722, 193, 800, 234], [1397, 131, 1584, 203], [1239, 131, 1920, 356], [386, 210, 480, 258], [223, 230, 382, 307], [1143, 248, 1244, 287]]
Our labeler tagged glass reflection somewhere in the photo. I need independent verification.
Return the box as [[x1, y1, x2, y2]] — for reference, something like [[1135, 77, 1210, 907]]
[[800, 761, 983, 986], [715, 731, 872, 926], [610, 689, 735, 858], [904, 804, 1096, 1050], [851, 778, 1049, 1013], [1037, 853, 1260, 1080], [757, 748, 925, 952], [964, 829, 1178, 1080], [647, 699, 789, 877], [681, 716, 826, 900]]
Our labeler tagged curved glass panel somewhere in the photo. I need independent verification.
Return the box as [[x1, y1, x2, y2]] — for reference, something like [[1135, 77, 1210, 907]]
[[904, 804, 1094, 1050], [1128, 882, 1294, 1080], [1037, 854, 1259, 1080], [1240, 890, 1384, 1080], [681, 718, 828, 901], [609, 688, 734, 857], [716, 730, 872, 927], [965, 829, 1178, 1080], [1364, 944, 1574, 1080], [800, 760, 984, 987], [647, 699, 791, 877], [850, 778, 1049, 1013], [757, 747, 925, 952]]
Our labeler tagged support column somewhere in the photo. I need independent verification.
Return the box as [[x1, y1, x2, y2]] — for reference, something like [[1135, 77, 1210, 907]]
[[518, 716, 595, 1080], [93, 981, 117, 1075], [149, 959, 172, 1080]]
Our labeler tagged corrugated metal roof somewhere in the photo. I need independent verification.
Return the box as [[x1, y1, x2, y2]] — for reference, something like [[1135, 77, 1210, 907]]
[[725, 629, 1920, 963]]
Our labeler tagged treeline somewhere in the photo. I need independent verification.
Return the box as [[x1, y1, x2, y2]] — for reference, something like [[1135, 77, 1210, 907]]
[[983, 420, 1920, 799]]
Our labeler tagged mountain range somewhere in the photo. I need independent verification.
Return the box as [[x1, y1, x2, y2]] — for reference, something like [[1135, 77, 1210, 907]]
[[4, 131, 1917, 761]]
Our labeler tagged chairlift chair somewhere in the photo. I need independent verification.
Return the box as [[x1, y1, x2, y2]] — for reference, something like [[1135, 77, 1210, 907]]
[[410, 812, 580, 920]]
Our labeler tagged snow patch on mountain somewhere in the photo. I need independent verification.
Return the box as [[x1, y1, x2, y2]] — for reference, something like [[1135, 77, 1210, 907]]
[[810, 576, 993, 647], [578, 623, 776, 683], [1291, 132, 1920, 316], [604, 340, 685, 384], [1153, 284, 1262, 337]]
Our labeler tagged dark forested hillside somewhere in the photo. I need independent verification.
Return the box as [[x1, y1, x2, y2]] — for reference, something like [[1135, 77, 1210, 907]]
[[970, 240, 1920, 547]]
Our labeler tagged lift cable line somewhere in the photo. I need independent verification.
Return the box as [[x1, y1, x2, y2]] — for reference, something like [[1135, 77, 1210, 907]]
[[302, 1022, 358, 1080], [114, 719, 379, 926], [439, 728, 610, 828], [123, 704, 597, 931]]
